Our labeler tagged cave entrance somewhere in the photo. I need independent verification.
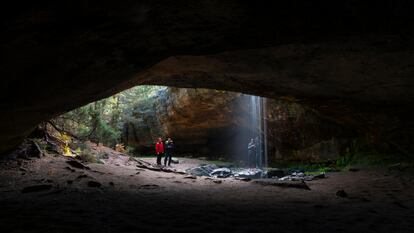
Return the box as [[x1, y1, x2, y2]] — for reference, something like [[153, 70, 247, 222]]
[[49, 85, 270, 172], [43, 84, 351, 180]]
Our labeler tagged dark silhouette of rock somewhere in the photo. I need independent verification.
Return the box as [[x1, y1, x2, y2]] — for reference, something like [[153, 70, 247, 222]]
[[21, 184, 52, 193], [266, 169, 285, 178], [66, 160, 90, 170], [76, 174, 88, 180], [65, 167, 76, 172], [254, 180, 311, 190], [235, 177, 252, 182], [336, 189, 348, 198], [87, 181, 102, 188], [313, 173, 326, 179]]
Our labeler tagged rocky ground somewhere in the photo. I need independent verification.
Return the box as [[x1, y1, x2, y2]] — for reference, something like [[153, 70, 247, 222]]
[[0, 151, 413, 233]]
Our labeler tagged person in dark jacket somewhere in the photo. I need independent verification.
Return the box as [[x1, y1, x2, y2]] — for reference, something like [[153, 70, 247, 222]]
[[164, 137, 174, 166], [155, 138, 164, 165], [247, 138, 256, 168]]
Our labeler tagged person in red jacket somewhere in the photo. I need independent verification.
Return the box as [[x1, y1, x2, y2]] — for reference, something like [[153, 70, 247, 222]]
[[155, 138, 164, 165]]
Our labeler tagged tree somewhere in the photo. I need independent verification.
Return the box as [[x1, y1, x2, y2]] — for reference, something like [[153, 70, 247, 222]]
[[52, 85, 165, 147]]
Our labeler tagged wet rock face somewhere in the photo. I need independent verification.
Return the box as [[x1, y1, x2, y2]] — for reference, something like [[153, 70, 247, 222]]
[[122, 88, 245, 156], [265, 100, 355, 162], [1, 1, 414, 153]]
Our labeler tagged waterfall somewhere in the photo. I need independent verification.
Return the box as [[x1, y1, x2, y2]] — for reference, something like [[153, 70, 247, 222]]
[[247, 95, 268, 168]]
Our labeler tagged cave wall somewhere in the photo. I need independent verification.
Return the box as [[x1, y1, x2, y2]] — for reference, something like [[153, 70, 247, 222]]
[[122, 88, 244, 156], [2, 1, 414, 154]]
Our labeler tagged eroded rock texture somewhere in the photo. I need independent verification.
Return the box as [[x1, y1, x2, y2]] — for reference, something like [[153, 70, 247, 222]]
[[123, 88, 245, 156], [1, 1, 414, 154]]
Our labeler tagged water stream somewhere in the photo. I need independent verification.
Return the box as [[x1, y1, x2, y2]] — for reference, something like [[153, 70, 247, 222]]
[[247, 95, 268, 168]]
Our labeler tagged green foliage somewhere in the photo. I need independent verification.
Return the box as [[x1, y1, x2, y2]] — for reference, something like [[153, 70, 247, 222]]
[[336, 154, 353, 168], [337, 138, 409, 167], [79, 148, 98, 163], [53, 86, 166, 148]]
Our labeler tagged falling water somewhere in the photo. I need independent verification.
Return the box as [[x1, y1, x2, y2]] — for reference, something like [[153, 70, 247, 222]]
[[247, 95, 268, 168]]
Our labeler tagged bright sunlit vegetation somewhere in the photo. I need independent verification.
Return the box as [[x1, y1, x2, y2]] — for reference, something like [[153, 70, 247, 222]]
[[51, 86, 167, 147]]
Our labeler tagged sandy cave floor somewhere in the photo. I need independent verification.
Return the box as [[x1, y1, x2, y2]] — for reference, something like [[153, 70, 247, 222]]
[[0, 152, 413, 233]]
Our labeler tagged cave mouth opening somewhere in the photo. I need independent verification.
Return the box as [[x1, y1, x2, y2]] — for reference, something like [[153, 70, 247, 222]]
[[47, 85, 273, 176], [38, 83, 361, 182]]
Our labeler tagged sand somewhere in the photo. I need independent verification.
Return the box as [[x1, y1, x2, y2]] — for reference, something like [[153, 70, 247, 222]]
[[0, 152, 413, 233]]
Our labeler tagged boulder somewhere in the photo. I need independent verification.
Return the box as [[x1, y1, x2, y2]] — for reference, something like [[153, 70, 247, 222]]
[[336, 189, 348, 198], [266, 169, 285, 178], [186, 164, 218, 177], [210, 168, 232, 178], [234, 168, 264, 179]]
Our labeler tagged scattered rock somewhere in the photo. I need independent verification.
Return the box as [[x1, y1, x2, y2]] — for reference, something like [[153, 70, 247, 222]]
[[146, 166, 162, 172], [336, 189, 348, 198], [65, 166, 76, 172], [87, 181, 102, 188], [109, 182, 115, 186], [291, 172, 305, 177], [171, 158, 179, 164], [266, 169, 285, 178], [136, 171, 140, 174], [313, 173, 326, 179], [213, 180, 222, 184], [186, 164, 218, 176], [184, 175, 197, 179], [21, 184, 53, 193], [67, 180, 73, 185], [210, 168, 232, 178], [278, 172, 324, 182], [234, 168, 264, 179], [91, 170, 106, 174], [235, 177, 252, 182], [66, 160, 90, 170], [160, 167, 174, 173], [76, 174, 88, 180], [19, 167, 28, 172], [253, 179, 311, 190]]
